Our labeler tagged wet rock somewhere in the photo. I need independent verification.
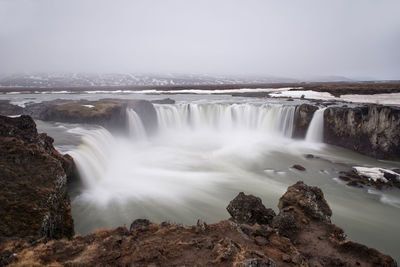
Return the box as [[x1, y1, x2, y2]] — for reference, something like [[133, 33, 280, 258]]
[[304, 154, 314, 159], [227, 192, 276, 225], [0, 100, 23, 116], [338, 175, 351, 182], [324, 105, 400, 160], [340, 167, 400, 189], [383, 171, 399, 181], [151, 98, 175, 104], [0, 115, 74, 240], [347, 180, 362, 187], [291, 164, 306, 171], [293, 104, 319, 138], [130, 219, 150, 230], [24, 99, 158, 134]]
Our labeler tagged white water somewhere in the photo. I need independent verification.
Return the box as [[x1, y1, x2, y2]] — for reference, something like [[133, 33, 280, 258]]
[[126, 108, 147, 140], [305, 107, 327, 143], [155, 103, 295, 137]]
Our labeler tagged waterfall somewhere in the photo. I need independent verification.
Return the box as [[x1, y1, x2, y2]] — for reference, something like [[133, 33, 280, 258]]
[[67, 128, 115, 188], [155, 103, 296, 137], [305, 107, 327, 143], [126, 108, 147, 140]]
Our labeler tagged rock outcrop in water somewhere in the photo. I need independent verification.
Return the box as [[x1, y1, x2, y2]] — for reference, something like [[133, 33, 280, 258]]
[[0, 115, 74, 242], [324, 104, 400, 160], [0, 100, 23, 116], [23, 99, 157, 134], [1, 181, 395, 266]]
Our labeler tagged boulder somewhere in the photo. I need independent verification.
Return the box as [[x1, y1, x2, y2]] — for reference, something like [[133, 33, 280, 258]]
[[0, 115, 74, 240], [278, 181, 331, 223], [130, 219, 150, 230], [227, 192, 276, 225], [291, 164, 306, 171]]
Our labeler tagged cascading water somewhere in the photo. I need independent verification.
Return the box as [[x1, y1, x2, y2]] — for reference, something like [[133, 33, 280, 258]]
[[126, 108, 147, 140], [305, 107, 327, 143], [155, 103, 296, 137], [68, 102, 299, 233]]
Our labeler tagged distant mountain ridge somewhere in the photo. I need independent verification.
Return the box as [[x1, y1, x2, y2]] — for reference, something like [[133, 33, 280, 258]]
[[0, 73, 302, 88]]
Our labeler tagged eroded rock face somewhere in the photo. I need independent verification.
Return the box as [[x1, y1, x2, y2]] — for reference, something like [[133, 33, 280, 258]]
[[292, 104, 318, 138], [278, 181, 332, 223], [324, 104, 400, 160], [0, 100, 23, 116], [24, 99, 158, 135], [227, 192, 276, 225], [0, 115, 74, 240]]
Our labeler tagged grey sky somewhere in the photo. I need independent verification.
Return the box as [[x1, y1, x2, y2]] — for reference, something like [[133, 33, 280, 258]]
[[0, 0, 399, 79]]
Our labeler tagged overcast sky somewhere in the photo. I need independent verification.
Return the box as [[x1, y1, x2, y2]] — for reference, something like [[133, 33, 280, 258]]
[[0, 0, 399, 80]]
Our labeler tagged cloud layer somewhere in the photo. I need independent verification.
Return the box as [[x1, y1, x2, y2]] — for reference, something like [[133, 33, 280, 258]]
[[1, 0, 399, 79]]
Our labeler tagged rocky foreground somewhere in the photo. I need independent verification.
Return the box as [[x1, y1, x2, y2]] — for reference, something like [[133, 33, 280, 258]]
[[0, 115, 397, 266], [0, 115, 74, 240], [1, 182, 396, 266]]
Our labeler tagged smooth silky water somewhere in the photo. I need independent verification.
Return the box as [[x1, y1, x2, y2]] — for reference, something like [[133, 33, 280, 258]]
[[27, 93, 400, 260]]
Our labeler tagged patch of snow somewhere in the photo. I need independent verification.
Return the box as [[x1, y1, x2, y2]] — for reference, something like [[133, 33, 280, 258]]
[[5, 92, 21, 95], [340, 93, 400, 106], [85, 87, 298, 95], [353, 167, 400, 183], [270, 90, 336, 100], [82, 105, 95, 108], [270, 89, 400, 106], [6, 115, 21, 118]]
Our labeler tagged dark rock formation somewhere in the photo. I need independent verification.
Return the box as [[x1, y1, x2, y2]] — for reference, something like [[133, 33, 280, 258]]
[[339, 168, 400, 189], [24, 99, 158, 135], [272, 182, 395, 266], [1, 181, 396, 266], [278, 181, 332, 223], [227, 192, 276, 225], [291, 164, 306, 171], [130, 219, 150, 230], [324, 104, 400, 160], [0, 115, 74, 241], [0, 100, 23, 116], [292, 104, 318, 138], [151, 98, 175, 104]]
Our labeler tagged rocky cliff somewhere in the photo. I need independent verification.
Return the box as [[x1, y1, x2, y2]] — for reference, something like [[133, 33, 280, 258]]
[[324, 105, 400, 160], [0, 101, 23, 116], [1, 182, 395, 266], [292, 104, 318, 138], [0, 115, 74, 241], [23, 99, 158, 135]]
